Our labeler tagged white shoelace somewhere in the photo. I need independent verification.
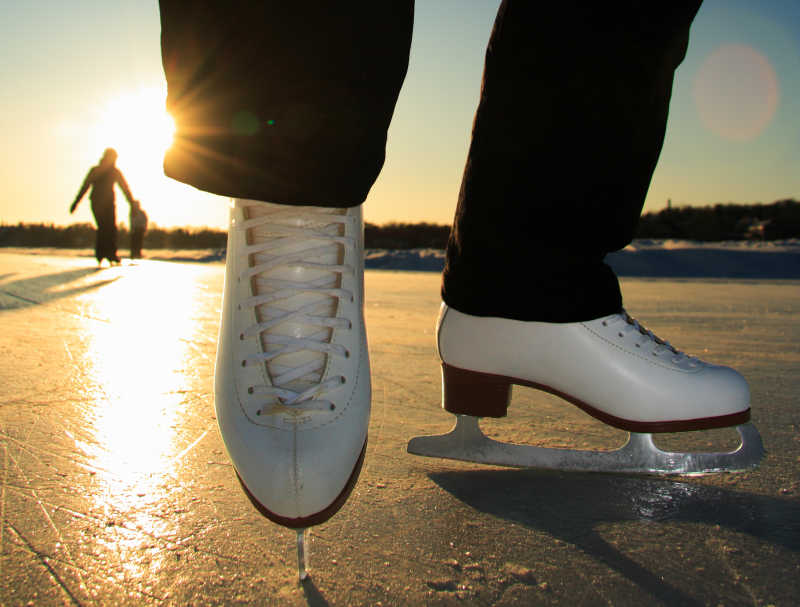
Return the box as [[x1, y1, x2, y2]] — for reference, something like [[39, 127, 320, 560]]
[[603, 311, 699, 366], [236, 202, 356, 411]]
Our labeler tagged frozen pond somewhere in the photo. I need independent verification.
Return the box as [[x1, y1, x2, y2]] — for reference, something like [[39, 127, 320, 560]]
[[1, 252, 798, 605]]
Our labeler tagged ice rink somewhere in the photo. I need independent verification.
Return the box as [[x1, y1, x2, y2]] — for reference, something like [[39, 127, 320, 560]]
[[1, 251, 798, 606]]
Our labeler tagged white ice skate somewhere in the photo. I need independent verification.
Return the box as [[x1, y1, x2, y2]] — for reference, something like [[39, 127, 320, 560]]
[[215, 199, 370, 579], [407, 304, 764, 475]]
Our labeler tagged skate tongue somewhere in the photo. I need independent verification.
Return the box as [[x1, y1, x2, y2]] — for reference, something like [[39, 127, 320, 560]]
[[245, 203, 347, 405]]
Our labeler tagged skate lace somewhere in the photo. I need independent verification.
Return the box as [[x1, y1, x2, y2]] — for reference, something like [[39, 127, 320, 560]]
[[237, 202, 355, 411], [604, 311, 699, 367]]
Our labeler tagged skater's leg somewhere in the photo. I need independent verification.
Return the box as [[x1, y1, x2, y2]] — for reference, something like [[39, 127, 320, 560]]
[[92, 201, 115, 262], [92, 211, 103, 262], [159, 0, 413, 205], [108, 205, 119, 262], [159, 1, 413, 532], [442, 0, 702, 322], [432, 1, 754, 440]]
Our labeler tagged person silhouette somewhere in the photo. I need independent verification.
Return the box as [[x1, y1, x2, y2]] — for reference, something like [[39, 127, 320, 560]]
[[70, 148, 137, 264], [128, 199, 148, 259]]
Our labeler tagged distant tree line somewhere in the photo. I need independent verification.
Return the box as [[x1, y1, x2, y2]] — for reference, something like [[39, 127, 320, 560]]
[[0, 220, 453, 250], [0, 223, 227, 250], [635, 198, 800, 241], [364, 222, 450, 249], [1, 199, 797, 250]]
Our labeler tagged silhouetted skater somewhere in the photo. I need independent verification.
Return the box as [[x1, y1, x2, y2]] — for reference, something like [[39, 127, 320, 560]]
[[129, 199, 148, 259], [70, 148, 137, 264]]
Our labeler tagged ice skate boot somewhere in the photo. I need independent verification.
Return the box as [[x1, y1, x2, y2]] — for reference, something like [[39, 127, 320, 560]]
[[215, 199, 370, 578], [407, 304, 764, 475]]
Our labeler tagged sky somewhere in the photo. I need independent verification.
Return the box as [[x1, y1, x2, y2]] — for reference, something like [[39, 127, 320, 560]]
[[1, 1, 798, 230]]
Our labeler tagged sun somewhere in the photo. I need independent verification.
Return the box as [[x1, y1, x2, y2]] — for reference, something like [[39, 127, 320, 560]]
[[93, 86, 175, 166], [84, 84, 228, 229], [90, 86, 176, 220]]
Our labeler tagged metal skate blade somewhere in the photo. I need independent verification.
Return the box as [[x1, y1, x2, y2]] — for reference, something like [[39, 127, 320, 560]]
[[296, 528, 310, 581], [407, 415, 765, 476]]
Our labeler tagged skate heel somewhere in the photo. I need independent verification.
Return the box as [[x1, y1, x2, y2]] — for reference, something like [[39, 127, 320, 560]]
[[441, 363, 512, 418]]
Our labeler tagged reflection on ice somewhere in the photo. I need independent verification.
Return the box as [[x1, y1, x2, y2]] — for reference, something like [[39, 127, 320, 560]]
[[630, 482, 700, 521], [73, 261, 209, 521], [0, 253, 798, 605]]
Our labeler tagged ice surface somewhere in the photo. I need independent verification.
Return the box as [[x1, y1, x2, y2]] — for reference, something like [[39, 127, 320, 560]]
[[0, 250, 798, 606]]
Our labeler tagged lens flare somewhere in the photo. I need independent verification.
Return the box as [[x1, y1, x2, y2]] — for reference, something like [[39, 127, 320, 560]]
[[693, 44, 779, 141]]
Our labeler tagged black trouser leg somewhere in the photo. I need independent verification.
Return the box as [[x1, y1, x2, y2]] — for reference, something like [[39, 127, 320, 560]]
[[441, 0, 702, 322], [91, 201, 118, 261], [159, 1, 414, 206], [93, 228, 103, 262], [160, 1, 701, 322]]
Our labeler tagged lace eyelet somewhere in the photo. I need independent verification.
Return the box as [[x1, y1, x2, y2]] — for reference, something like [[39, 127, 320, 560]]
[[330, 404, 336, 411], [239, 333, 245, 341], [340, 376, 346, 384], [241, 360, 247, 367], [344, 350, 350, 359], [248, 386, 254, 394], [256, 409, 262, 416], [618, 332, 624, 338], [602, 321, 608, 327]]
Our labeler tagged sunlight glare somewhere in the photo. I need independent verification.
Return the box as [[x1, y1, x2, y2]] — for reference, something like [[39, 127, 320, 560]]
[[85, 86, 228, 229], [93, 86, 175, 164], [76, 264, 203, 502], [90, 87, 177, 224], [67, 262, 214, 580]]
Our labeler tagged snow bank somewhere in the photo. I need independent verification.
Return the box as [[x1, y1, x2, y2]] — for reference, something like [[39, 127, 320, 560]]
[[364, 241, 800, 279]]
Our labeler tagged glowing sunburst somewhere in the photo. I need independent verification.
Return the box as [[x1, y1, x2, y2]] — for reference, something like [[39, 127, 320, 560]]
[[88, 86, 176, 223], [84, 86, 228, 228], [93, 86, 175, 165]]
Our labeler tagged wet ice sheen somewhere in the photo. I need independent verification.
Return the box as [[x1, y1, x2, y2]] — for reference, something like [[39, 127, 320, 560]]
[[1, 252, 798, 605]]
